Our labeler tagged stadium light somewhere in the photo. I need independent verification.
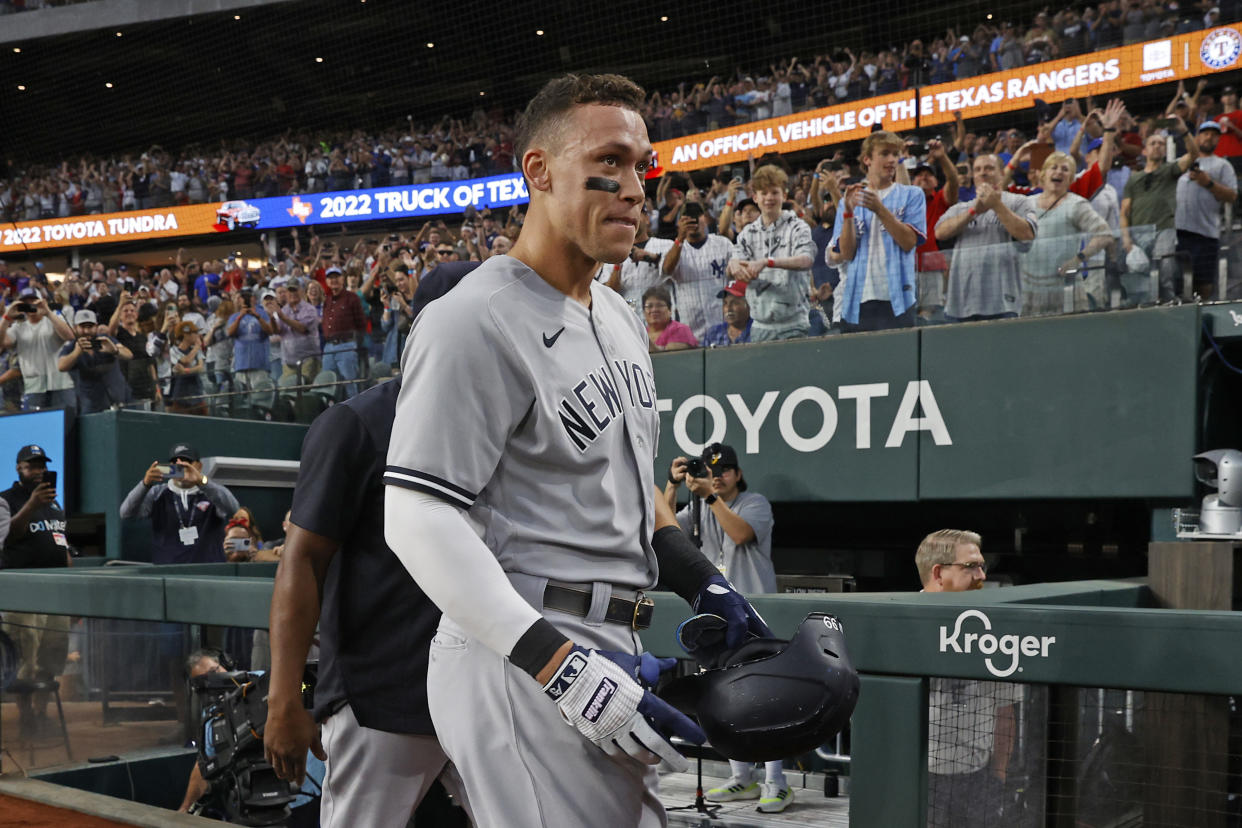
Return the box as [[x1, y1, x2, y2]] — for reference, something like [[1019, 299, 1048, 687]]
[[426, 42, 434, 48], [233, 14, 241, 20], [315, 57, 324, 63], [17, 85, 26, 91], [12, 47, 20, 53], [105, 82, 113, 88], [115, 31, 122, 37], [536, 30, 544, 36], [660, 16, 669, 22]]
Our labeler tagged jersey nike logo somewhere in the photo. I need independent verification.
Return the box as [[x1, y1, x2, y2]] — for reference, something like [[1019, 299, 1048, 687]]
[[543, 327, 566, 348]]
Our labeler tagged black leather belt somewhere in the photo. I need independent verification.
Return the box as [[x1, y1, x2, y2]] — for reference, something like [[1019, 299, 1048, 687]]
[[325, 334, 355, 345], [543, 581, 653, 630]]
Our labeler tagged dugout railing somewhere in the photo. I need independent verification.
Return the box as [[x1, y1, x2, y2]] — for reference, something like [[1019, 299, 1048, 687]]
[[2, 565, 1241, 825]]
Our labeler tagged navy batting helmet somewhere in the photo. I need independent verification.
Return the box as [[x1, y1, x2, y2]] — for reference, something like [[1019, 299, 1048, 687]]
[[661, 612, 859, 762]]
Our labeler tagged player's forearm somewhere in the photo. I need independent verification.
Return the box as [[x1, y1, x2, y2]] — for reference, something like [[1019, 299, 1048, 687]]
[[384, 487, 546, 659], [267, 529, 333, 710]]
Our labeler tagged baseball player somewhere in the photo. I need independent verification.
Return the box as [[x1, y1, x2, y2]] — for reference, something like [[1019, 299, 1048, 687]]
[[263, 260, 481, 828], [383, 73, 769, 828]]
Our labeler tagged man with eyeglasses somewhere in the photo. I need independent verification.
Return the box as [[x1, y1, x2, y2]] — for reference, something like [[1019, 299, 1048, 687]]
[[917, 529, 1021, 826]]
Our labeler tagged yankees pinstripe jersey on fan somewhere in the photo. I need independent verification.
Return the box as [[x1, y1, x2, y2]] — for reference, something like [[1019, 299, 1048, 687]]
[[594, 237, 675, 316], [384, 255, 660, 589], [666, 233, 736, 341]]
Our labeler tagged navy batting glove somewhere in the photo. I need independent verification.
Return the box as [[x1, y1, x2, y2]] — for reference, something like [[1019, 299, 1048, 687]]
[[692, 574, 773, 650], [543, 645, 704, 772], [595, 648, 678, 689], [636, 691, 707, 746]]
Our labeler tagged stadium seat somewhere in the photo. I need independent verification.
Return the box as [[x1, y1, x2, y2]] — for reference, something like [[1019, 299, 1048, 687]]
[[248, 375, 277, 420], [275, 373, 300, 422], [311, 370, 339, 407]]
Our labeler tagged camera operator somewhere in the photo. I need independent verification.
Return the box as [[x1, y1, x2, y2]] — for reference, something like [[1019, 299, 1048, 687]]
[[179, 649, 321, 824], [119, 442, 240, 564], [663, 443, 789, 812], [0, 289, 76, 412], [56, 309, 133, 414], [1, 444, 71, 739]]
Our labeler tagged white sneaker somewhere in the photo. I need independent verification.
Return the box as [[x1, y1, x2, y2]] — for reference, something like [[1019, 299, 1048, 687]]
[[757, 781, 794, 813], [705, 776, 760, 802]]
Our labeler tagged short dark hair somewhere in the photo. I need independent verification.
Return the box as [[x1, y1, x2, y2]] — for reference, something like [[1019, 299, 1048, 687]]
[[515, 73, 646, 161], [641, 285, 673, 308]]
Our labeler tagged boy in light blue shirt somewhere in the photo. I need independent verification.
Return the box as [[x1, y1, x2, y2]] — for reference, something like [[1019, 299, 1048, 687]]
[[830, 130, 926, 332]]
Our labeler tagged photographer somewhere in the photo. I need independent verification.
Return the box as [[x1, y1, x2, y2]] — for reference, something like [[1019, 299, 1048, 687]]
[[226, 288, 274, 396], [663, 443, 787, 812], [0, 289, 76, 412], [379, 267, 415, 366], [119, 442, 239, 565], [56, 309, 133, 414]]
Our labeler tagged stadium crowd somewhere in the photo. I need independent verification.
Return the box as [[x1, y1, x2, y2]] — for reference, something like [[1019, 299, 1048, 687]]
[[2, 1, 1236, 221], [1, 77, 1239, 414], [2, 12, 1240, 414]]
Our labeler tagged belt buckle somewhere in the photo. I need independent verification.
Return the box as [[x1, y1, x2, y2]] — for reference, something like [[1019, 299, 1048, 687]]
[[632, 591, 654, 630]]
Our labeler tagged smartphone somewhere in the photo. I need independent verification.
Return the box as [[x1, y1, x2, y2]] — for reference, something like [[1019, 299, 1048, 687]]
[[15, 302, 37, 313], [1153, 118, 1176, 129], [42, 470, 57, 490], [156, 464, 185, 482], [1190, 161, 1201, 172]]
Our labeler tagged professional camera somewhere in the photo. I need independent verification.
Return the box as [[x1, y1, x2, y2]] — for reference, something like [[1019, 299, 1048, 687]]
[[191, 669, 299, 826], [684, 457, 708, 478], [1173, 449, 1242, 538]]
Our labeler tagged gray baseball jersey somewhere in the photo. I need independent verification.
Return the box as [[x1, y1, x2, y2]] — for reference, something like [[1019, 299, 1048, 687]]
[[384, 255, 660, 590]]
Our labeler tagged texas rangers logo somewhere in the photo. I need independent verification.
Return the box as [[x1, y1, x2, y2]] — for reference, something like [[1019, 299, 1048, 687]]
[[1201, 27, 1241, 70], [287, 196, 314, 223]]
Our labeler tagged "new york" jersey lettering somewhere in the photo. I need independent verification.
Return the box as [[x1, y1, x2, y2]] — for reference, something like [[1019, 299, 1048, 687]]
[[558, 359, 656, 452]]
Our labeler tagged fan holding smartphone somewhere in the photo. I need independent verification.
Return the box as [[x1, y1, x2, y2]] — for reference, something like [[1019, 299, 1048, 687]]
[[1, 444, 72, 738], [119, 442, 241, 565]]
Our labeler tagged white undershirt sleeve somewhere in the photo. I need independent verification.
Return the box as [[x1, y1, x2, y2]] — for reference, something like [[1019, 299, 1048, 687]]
[[383, 486, 543, 658]]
